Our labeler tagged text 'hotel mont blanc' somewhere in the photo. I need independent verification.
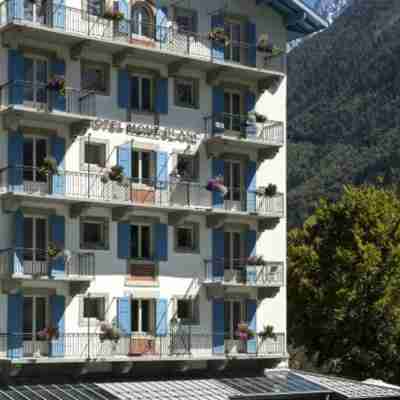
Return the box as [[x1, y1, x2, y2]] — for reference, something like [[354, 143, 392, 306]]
[[0, 0, 325, 379]]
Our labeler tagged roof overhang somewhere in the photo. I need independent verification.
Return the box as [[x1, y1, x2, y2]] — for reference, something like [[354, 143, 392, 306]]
[[256, 0, 329, 41]]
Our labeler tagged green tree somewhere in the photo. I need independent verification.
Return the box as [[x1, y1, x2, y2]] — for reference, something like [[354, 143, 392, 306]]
[[288, 184, 400, 383]]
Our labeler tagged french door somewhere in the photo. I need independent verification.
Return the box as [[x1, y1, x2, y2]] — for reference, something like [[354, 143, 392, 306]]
[[224, 21, 241, 63], [23, 56, 48, 106], [23, 136, 48, 184], [23, 216, 48, 273], [224, 231, 242, 272], [24, 0, 49, 24], [224, 160, 242, 210], [224, 91, 242, 132]]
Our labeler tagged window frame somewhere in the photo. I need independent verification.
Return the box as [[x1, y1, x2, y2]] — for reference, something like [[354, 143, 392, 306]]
[[174, 7, 197, 34], [23, 55, 49, 105], [80, 217, 110, 250], [80, 137, 109, 172], [131, 4, 154, 38], [129, 223, 153, 260], [223, 229, 244, 270], [174, 77, 199, 109], [223, 89, 243, 132], [224, 300, 246, 340], [175, 296, 199, 325], [131, 149, 154, 184], [175, 153, 199, 182], [23, 295, 49, 342], [131, 298, 155, 335], [23, 215, 48, 262], [23, 135, 49, 183], [131, 73, 154, 113], [79, 293, 108, 326], [174, 222, 199, 254], [81, 60, 109, 96]]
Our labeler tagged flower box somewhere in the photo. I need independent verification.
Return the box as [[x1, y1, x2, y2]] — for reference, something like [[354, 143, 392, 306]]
[[206, 176, 228, 196]]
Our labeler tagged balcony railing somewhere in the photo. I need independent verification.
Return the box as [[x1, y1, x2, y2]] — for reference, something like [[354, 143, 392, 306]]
[[0, 81, 96, 117], [0, 1, 285, 73], [0, 331, 286, 360], [204, 258, 284, 287], [204, 113, 284, 146], [0, 248, 95, 279], [0, 167, 285, 217]]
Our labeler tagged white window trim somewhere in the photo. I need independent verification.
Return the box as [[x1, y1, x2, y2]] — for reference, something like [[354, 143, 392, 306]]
[[224, 300, 246, 340], [174, 222, 199, 254], [23, 135, 49, 183], [131, 74, 153, 113], [80, 217, 110, 251], [79, 293, 108, 327], [130, 223, 153, 260], [174, 77, 198, 109], [23, 295, 49, 342], [23, 215, 48, 262], [224, 159, 243, 203], [132, 150, 154, 185], [131, 298, 155, 335], [224, 90, 243, 132], [23, 55, 49, 107], [224, 229, 243, 271], [224, 19, 243, 63], [80, 137, 109, 172]]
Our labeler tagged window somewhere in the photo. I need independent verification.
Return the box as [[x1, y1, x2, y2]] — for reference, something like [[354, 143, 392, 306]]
[[81, 61, 109, 94], [131, 299, 154, 334], [175, 223, 199, 253], [84, 142, 106, 168], [132, 5, 153, 38], [224, 20, 241, 63], [23, 137, 48, 182], [83, 296, 105, 320], [175, 8, 197, 33], [176, 297, 199, 324], [176, 154, 198, 181], [224, 91, 242, 131], [23, 296, 47, 342], [224, 231, 242, 270], [224, 160, 242, 202], [80, 218, 109, 250], [174, 78, 198, 109], [130, 224, 152, 259], [224, 300, 245, 339], [84, 0, 104, 17], [23, 56, 48, 104], [132, 150, 153, 183], [23, 216, 47, 262], [131, 75, 153, 112]]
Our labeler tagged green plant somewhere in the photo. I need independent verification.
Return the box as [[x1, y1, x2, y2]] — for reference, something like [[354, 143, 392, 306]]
[[108, 165, 125, 183], [99, 322, 121, 343], [258, 325, 277, 341], [264, 184, 277, 197], [208, 27, 230, 45], [103, 9, 124, 21], [38, 157, 59, 177], [47, 242, 62, 259]]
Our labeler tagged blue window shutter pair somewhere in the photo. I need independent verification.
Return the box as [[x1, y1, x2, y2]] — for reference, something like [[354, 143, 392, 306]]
[[211, 14, 225, 61], [118, 69, 131, 109], [246, 161, 257, 212], [156, 5, 168, 43], [8, 130, 23, 191], [246, 300, 257, 353], [245, 91, 257, 138], [50, 59, 66, 111], [49, 215, 65, 277], [246, 21, 257, 67], [8, 49, 24, 105], [14, 209, 24, 275], [117, 143, 132, 178], [212, 229, 224, 281], [212, 87, 225, 135], [154, 223, 168, 261], [212, 158, 225, 208], [246, 230, 257, 284], [212, 299, 224, 354], [117, 297, 131, 335], [50, 295, 65, 356], [156, 151, 168, 188], [156, 298, 168, 336], [7, 294, 23, 359], [51, 136, 65, 195], [117, 223, 130, 259], [52, 0, 65, 29], [155, 78, 168, 114]]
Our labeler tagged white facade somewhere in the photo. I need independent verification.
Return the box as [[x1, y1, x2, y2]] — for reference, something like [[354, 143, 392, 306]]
[[0, 0, 323, 370]]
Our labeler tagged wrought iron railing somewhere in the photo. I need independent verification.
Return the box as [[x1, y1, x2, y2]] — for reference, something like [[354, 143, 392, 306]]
[[0, 331, 286, 360], [0, 248, 95, 278], [0, 1, 285, 73], [0, 81, 96, 116], [204, 258, 284, 287]]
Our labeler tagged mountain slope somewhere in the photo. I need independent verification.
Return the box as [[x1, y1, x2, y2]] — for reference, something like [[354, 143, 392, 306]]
[[287, 0, 400, 227]]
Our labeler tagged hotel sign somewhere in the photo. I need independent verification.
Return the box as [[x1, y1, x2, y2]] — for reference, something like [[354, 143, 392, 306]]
[[91, 119, 203, 145]]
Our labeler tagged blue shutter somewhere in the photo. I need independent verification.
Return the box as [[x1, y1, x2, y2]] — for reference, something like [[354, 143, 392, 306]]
[[51, 59, 66, 111], [51, 136, 65, 195], [53, 0, 65, 29], [246, 230, 257, 285], [118, 0, 129, 34], [246, 21, 257, 67], [245, 91, 257, 138], [155, 78, 168, 114], [154, 223, 168, 261], [8, 49, 24, 105], [117, 223, 130, 259], [156, 5, 168, 43], [14, 209, 24, 275], [117, 143, 132, 178], [49, 215, 65, 277], [118, 69, 131, 109], [212, 299, 224, 354], [246, 161, 257, 212], [156, 151, 168, 188], [156, 298, 168, 336], [212, 229, 224, 281], [212, 87, 225, 135], [117, 297, 131, 335], [50, 295, 65, 357], [7, 0, 23, 20], [8, 130, 23, 192], [212, 158, 225, 208], [7, 294, 23, 359], [246, 300, 257, 353], [211, 14, 225, 61], [131, 77, 139, 110]]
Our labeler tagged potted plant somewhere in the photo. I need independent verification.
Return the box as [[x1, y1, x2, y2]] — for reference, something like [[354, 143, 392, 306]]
[[236, 322, 254, 352], [257, 34, 284, 58], [255, 112, 267, 123], [47, 78, 66, 96], [108, 165, 125, 184], [47, 242, 62, 259], [103, 9, 124, 21], [258, 325, 277, 341], [37, 326, 59, 341], [38, 157, 59, 177], [247, 255, 266, 266], [99, 322, 121, 343], [208, 27, 230, 45], [264, 184, 277, 197], [206, 175, 228, 196]]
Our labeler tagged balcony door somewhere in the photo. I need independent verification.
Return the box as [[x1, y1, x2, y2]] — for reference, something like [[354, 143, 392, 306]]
[[130, 299, 156, 355], [223, 90, 242, 133], [131, 5, 152, 38], [23, 136, 48, 192], [23, 56, 48, 107], [223, 160, 242, 210], [224, 20, 241, 63], [224, 231, 243, 282], [24, 0, 49, 24], [23, 296, 49, 356]]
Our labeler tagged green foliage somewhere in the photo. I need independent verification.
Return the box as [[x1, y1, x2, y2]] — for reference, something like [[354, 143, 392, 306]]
[[288, 185, 400, 382]]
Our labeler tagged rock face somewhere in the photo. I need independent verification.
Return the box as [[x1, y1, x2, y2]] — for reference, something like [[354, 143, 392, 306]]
[[287, 0, 400, 227]]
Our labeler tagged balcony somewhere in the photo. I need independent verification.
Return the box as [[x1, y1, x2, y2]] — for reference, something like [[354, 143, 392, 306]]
[[0, 2, 285, 81], [0, 248, 95, 281], [0, 331, 286, 361], [204, 259, 284, 288], [0, 81, 96, 124], [0, 167, 285, 219]]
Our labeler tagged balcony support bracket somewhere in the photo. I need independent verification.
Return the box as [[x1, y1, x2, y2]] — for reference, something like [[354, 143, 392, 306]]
[[2, 196, 22, 213], [205, 141, 223, 159], [206, 214, 227, 229], [258, 75, 283, 93], [206, 67, 228, 86], [112, 206, 132, 221], [70, 281, 91, 296], [70, 120, 91, 137], [70, 202, 91, 219], [258, 217, 280, 232], [3, 111, 22, 131], [206, 285, 226, 300], [168, 60, 188, 76], [168, 211, 190, 226], [258, 147, 280, 162], [70, 40, 90, 61], [112, 50, 135, 68]]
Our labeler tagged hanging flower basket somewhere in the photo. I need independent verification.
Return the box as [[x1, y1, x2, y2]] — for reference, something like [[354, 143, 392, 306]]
[[103, 9, 124, 21], [99, 322, 121, 343], [47, 78, 66, 96], [264, 184, 277, 197], [206, 176, 228, 196], [47, 242, 63, 259], [208, 27, 230, 45], [247, 255, 267, 266], [38, 156, 59, 177], [258, 325, 277, 341], [37, 326, 59, 341]]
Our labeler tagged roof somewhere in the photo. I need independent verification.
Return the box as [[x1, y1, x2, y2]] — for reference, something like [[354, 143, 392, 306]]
[[256, 0, 329, 40], [0, 370, 399, 400], [363, 380, 400, 391]]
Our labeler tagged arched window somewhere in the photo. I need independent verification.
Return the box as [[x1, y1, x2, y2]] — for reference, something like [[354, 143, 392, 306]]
[[132, 4, 152, 38]]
